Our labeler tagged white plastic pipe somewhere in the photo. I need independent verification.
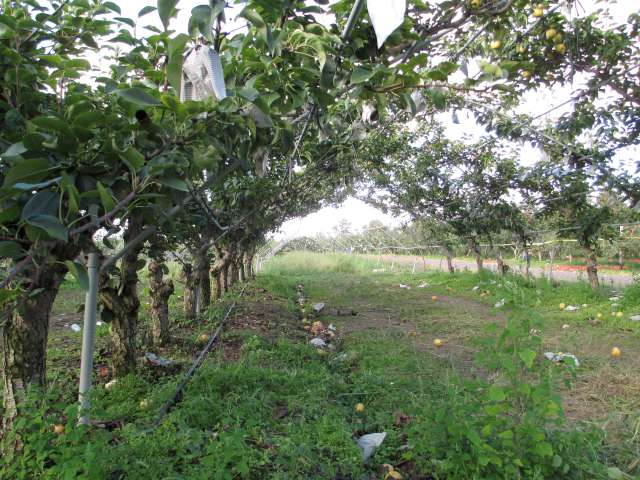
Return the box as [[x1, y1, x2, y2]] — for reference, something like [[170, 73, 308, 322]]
[[78, 253, 99, 425]]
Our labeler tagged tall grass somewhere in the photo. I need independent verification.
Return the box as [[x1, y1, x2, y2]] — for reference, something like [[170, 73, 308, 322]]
[[260, 252, 375, 275]]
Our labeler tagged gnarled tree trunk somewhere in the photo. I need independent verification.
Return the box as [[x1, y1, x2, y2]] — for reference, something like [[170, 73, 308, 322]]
[[99, 215, 144, 377], [443, 247, 454, 274], [2, 260, 68, 422], [194, 249, 210, 316], [238, 252, 247, 282], [148, 257, 174, 346], [496, 249, 507, 276], [469, 238, 483, 272], [182, 263, 196, 321], [584, 245, 599, 289]]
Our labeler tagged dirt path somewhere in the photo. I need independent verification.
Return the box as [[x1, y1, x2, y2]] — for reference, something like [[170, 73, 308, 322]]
[[363, 254, 634, 287]]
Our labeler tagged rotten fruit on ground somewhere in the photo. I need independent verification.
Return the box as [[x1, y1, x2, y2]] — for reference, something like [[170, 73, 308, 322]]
[[559, 303, 566, 310], [431, 295, 438, 301], [98, 366, 110, 378], [597, 313, 603, 319], [616, 311, 624, 318], [198, 333, 209, 343], [611, 347, 621, 358], [311, 321, 324, 335], [53, 424, 65, 434], [355, 403, 365, 413], [433, 338, 443, 347]]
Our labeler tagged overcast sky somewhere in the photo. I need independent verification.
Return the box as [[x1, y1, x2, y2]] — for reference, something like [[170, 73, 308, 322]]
[[107, 1, 638, 240]]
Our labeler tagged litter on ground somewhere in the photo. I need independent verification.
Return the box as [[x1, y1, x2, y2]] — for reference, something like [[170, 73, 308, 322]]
[[544, 352, 580, 367], [357, 432, 387, 462]]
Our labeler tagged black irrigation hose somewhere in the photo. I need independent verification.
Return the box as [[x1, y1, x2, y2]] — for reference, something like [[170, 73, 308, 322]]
[[147, 283, 249, 431]]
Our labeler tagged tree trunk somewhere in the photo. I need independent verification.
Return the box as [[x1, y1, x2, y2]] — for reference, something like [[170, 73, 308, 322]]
[[584, 245, 600, 289], [99, 215, 144, 377], [182, 263, 197, 321], [229, 258, 239, 287], [470, 238, 483, 272], [148, 258, 174, 346], [547, 248, 556, 283], [524, 247, 531, 280], [194, 250, 211, 316], [618, 246, 624, 268], [222, 262, 230, 293], [1, 262, 68, 422], [444, 247, 454, 274], [496, 250, 506, 276]]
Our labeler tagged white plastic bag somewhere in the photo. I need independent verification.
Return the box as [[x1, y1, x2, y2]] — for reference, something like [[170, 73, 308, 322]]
[[367, 0, 406, 48], [181, 46, 227, 102]]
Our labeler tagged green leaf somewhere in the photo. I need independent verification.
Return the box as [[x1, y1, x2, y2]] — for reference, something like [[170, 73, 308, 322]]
[[0, 288, 20, 308], [189, 5, 214, 42], [0, 241, 24, 259], [607, 467, 623, 479], [425, 88, 446, 110], [31, 116, 74, 136], [533, 441, 553, 457], [487, 385, 506, 402], [167, 34, 190, 93], [25, 215, 68, 241], [114, 88, 162, 106], [518, 349, 537, 368], [238, 8, 265, 30], [160, 178, 189, 191], [138, 6, 157, 17], [21, 190, 59, 220], [64, 59, 91, 70], [351, 67, 374, 84], [238, 87, 259, 101], [65, 261, 89, 290], [102, 1, 121, 14], [96, 181, 116, 213], [119, 147, 146, 172], [72, 111, 104, 127], [3, 158, 51, 187], [158, 0, 179, 30]]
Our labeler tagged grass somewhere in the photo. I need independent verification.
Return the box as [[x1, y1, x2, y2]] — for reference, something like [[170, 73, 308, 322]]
[[3, 251, 640, 478]]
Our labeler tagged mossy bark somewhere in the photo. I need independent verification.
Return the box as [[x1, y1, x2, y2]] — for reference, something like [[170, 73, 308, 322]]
[[149, 258, 174, 346], [584, 245, 599, 289], [99, 214, 144, 377], [182, 263, 197, 321], [2, 263, 66, 421]]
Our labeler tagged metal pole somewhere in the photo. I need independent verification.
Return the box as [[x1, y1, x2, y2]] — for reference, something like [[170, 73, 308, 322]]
[[78, 253, 99, 425], [341, 0, 366, 41]]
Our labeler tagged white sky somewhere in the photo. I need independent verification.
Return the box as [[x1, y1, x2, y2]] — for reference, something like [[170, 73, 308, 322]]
[[107, 1, 638, 240]]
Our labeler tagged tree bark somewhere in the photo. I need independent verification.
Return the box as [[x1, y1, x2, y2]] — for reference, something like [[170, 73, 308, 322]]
[[222, 262, 230, 293], [1, 261, 68, 422], [182, 263, 197, 321], [194, 249, 211, 316], [444, 247, 454, 274], [470, 238, 483, 272], [238, 252, 247, 282], [99, 215, 144, 377], [496, 250, 506, 276], [584, 245, 600, 289], [244, 251, 254, 278], [148, 258, 174, 346], [524, 247, 531, 280]]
